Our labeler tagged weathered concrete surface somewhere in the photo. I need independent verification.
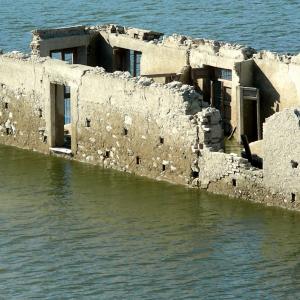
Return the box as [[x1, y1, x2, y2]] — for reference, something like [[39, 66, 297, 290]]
[[31, 26, 90, 64], [254, 52, 300, 123], [95, 25, 190, 78], [263, 108, 300, 209], [197, 150, 295, 210], [0, 53, 214, 187], [75, 70, 205, 185]]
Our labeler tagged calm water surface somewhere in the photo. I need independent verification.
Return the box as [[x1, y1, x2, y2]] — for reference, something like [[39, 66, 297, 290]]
[[0, 1, 300, 298], [0, 0, 300, 53], [0, 145, 299, 299]]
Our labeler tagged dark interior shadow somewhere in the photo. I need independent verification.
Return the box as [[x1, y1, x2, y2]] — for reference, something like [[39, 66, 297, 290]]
[[253, 62, 280, 124], [87, 33, 113, 71]]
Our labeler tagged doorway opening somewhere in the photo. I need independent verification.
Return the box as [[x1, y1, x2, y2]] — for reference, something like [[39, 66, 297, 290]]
[[51, 83, 72, 149], [192, 66, 233, 136]]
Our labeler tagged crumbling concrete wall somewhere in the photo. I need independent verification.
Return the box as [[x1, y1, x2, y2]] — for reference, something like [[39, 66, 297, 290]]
[[95, 25, 190, 79], [30, 24, 259, 141], [75, 70, 212, 185], [196, 150, 295, 210], [263, 108, 300, 207], [0, 53, 49, 151], [253, 52, 300, 123], [0, 53, 222, 186], [31, 26, 92, 65]]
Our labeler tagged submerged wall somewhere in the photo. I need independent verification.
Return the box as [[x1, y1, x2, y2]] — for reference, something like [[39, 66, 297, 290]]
[[263, 108, 300, 206], [0, 53, 223, 187]]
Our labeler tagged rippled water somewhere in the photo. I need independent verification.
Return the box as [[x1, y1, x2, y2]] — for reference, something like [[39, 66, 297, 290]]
[[0, 145, 300, 299], [0, 0, 300, 53]]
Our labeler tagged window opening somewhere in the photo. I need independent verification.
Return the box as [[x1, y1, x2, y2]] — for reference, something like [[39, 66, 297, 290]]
[[291, 193, 296, 203], [86, 118, 91, 128], [218, 68, 232, 81], [64, 86, 71, 125], [50, 48, 76, 64], [129, 50, 142, 77], [291, 160, 298, 169]]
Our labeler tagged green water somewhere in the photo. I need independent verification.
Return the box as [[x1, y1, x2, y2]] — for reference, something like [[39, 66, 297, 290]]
[[0, 144, 299, 299]]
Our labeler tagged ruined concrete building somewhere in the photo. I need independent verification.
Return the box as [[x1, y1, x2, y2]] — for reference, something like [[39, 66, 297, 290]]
[[0, 24, 300, 211]]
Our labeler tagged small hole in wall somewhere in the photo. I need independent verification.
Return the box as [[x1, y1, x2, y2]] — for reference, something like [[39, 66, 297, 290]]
[[38, 108, 43, 118], [123, 128, 128, 136], [6, 128, 10, 135], [191, 171, 199, 178], [4, 102, 8, 109], [199, 143, 204, 150], [105, 150, 110, 158], [159, 137, 164, 144], [232, 179, 237, 187], [291, 193, 296, 203], [291, 160, 298, 168], [86, 118, 91, 128], [162, 164, 166, 171], [43, 136, 47, 143], [134, 33, 139, 39], [136, 156, 141, 165]]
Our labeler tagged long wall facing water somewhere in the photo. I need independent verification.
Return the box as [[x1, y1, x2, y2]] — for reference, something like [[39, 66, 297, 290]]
[[0, 24, 300, 211]]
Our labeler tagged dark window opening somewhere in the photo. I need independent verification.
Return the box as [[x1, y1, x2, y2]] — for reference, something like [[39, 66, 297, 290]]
[[136, 156, 141, 165], [134, 33, 139, 39], [105, 150, 110, 158], [130, 50, 142, 77], [291, 193, 296, 203], [38, 108, 43, 118], [123, 128, 128, 136], [291, 160, 298, 169], [64, 86, 71, 124], [6, 128, 10, 135], [199, 143, 204, 150], [162, 164, 166, 171], [43, 135, 47, 143], [113, 48, 142, 77], [4, 102, 8, 109], [159, 137, 164, 144], [86, 118, 91, 128], [191, 171, 199, 178], [218, 68, 232, 81], [232, 179, 237, 187]]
